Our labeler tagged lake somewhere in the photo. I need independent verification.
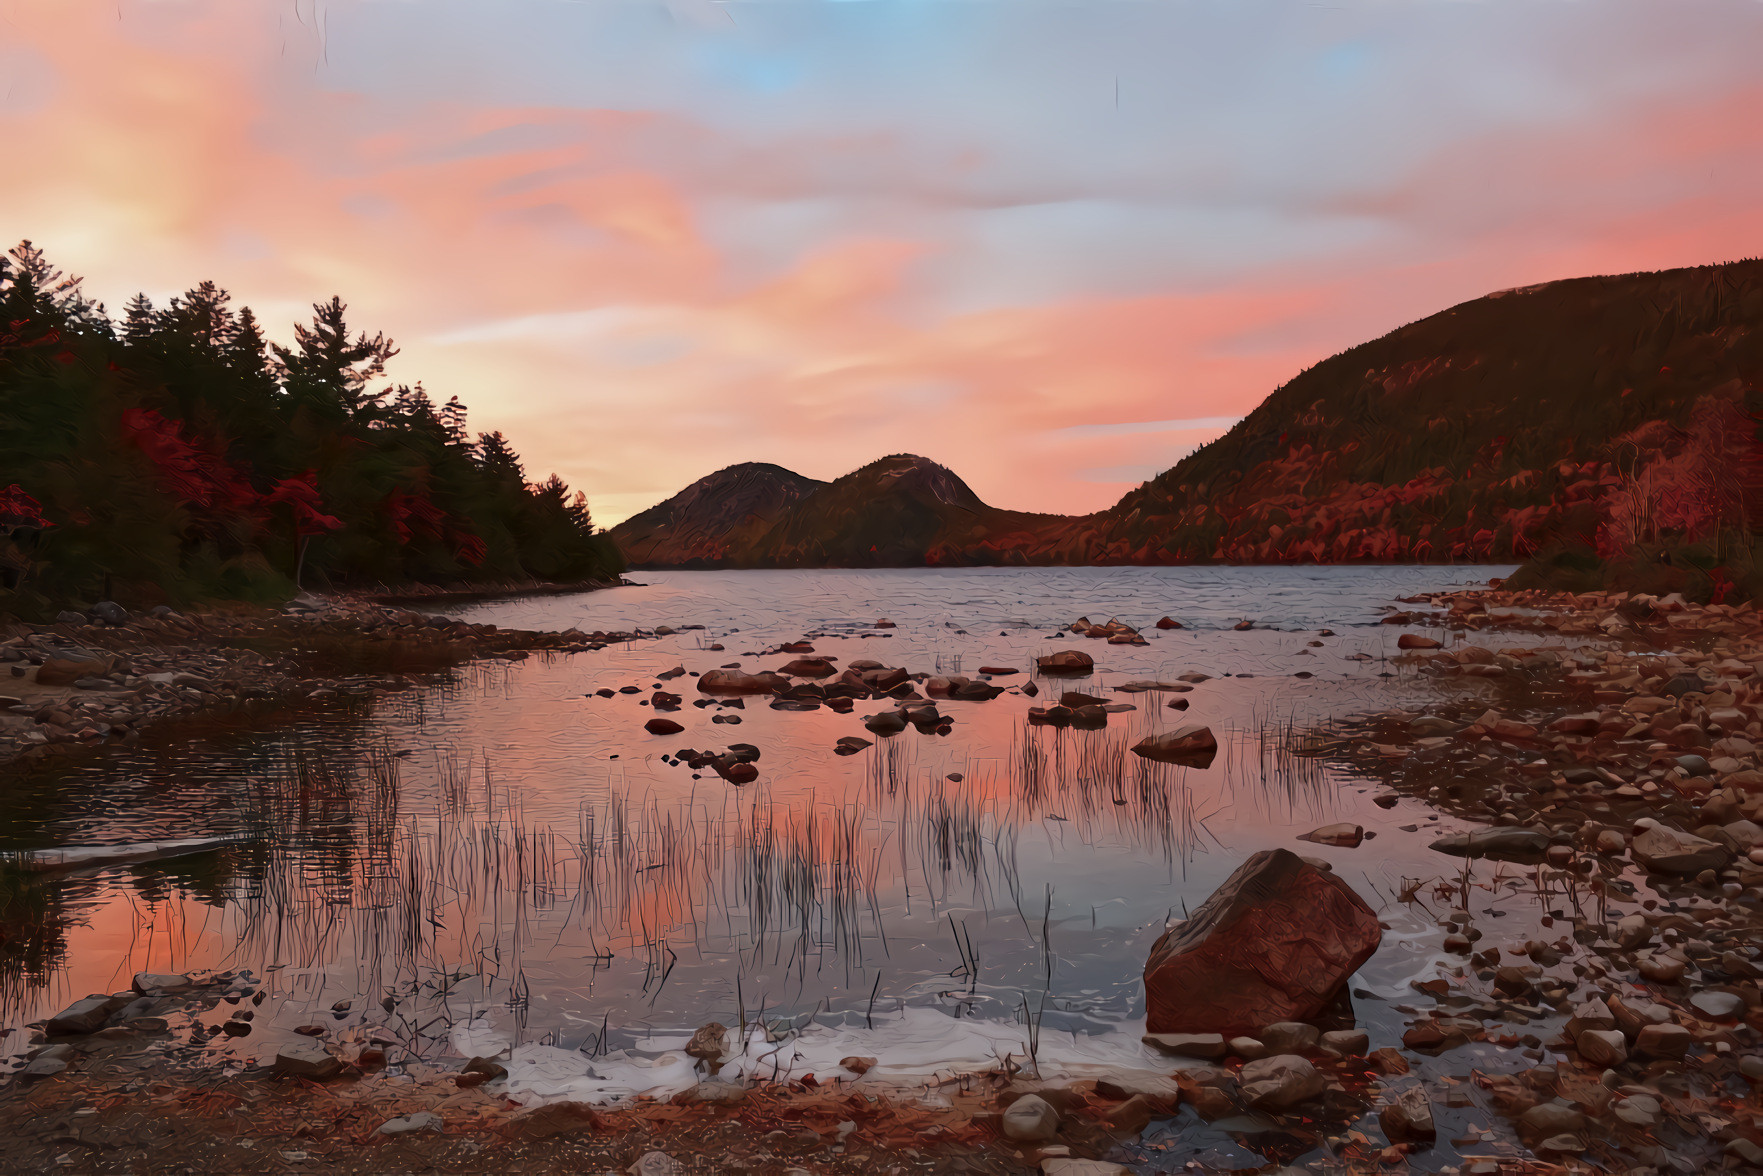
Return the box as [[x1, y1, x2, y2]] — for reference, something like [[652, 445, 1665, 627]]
[[5, 564, 1578, 1164]]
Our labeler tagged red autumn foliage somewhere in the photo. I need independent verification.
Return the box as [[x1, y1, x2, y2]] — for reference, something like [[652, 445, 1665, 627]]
[[0, 484, 51, 532], [120, 408, 261, 515], [262, 472, 344, 538]]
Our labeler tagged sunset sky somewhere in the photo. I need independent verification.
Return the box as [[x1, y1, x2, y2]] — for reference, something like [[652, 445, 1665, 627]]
[[3, 0, 1761, 526]]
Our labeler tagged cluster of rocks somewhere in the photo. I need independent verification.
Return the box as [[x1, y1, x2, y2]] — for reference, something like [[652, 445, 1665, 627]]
[[13, 969, 263, 1080], [1306, 587, 1763, 1168]]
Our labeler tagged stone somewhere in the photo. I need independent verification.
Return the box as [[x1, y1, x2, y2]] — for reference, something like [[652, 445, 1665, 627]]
[[1428, 828, 1551, 863], [1320, 1029, 1368, 1056], [500, 1102, 603, 1139], [1228, 1036, 1267, 1060], [864, 710, 908, 736], [629, 1154, 682, 1176], [274, 1040, 342, 1080], [1041, 1162, 1132, 1176], [1141, 1032, 1227, 1059], [35, 657, 108, 687], [1259, 1022, 1321, 1055], [1297, 823, 1363, 848], [46, 994, 128, 1035], [1690, 991, 1745, 1020], [463, 1057, 507, 1080], [1155, 617, 1181, 630], [89, 601, 129, 626], [1614, 914, 1652, 949], [778, 658, 835, 678], [376, 1112, 443, 1136], [681, 1081, 747, 1104], [696, 669, 787, 695], [685, 1022, 728, 1064], [22, 1055, 68, 1079], [833, 736, 872, 756], [1634, 1022, 1692, 1059], [1397, 634, 1441, 650], [1638, 956, 1686, 984], [1379, 1086, 1436, 1142], [1630, 825, 1730, 874], [1518, 1101, 1585, 1137], [1144, 849, 1380, 1037], [839, 1056, 876, 1076], [1368, 1047, 1410, 1075], [1595, 829, 1627, 855], [644, 718, 685, 736], [1549, 713, 1601, 735], [1131, 725, 1219, 768], [1565, 999, 1616, 1038], [1002, 1093, 1060, 1141], [1238, 1054, 1326, 1109], [1576, 1029, 1627, 1067], [1035, 650, 1094, 675], [1535, 1134, 1585, 1156]]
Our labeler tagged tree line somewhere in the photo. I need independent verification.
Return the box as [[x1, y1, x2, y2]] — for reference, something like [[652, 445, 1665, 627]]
[[0, 241, 622, 614]]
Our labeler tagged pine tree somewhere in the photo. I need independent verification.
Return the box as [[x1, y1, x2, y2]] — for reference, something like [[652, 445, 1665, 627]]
[[272, 296, 399, 421], [122, 293, 158, 345]]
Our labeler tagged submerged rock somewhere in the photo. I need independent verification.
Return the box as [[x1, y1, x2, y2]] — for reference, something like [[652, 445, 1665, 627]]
[[1629, 825, 1730, 875], [697, 669, 787, 695], [47, 994, 128, 1036], [1379, 1086, 1436, 1141], [1143, 848, 1381, 1037]]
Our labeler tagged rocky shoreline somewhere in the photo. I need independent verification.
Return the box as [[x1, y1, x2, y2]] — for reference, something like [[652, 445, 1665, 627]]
[[4, 585, 1762, 1174], [0, 593, 653, 779]]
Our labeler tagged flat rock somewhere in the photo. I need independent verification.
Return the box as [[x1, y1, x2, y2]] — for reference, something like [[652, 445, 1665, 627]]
[[1428, 827, 1551, 863], [274, 1040, 342, 1080], [1141, 1032, 1227, 1059], [1690, 991, 1745, 1020], [1629, 826, 1730, 875], [1297, 823, 1363, 848], [377, 1112, 443, 1136], [131, 972, 192, 994], [47, 994, 128, 1036]]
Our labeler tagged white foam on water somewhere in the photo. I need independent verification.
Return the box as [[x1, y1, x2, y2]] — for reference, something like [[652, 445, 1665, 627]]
[[498, 1006, 1185, 1107]]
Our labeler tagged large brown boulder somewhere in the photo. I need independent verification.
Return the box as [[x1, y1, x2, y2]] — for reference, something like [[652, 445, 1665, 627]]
[[1144, 849, 1381, 1037], [36, 657, 110, 687]]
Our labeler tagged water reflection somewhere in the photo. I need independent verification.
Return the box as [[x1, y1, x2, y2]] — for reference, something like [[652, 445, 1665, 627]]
[[1, 565, 1520, 1063]]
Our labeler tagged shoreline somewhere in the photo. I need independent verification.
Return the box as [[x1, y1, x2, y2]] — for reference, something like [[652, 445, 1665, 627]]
[[1, 579, 1759, 1173]]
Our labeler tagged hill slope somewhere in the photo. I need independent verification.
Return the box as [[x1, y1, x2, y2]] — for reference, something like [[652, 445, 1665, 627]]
[[1082, 259, 1763, 566]]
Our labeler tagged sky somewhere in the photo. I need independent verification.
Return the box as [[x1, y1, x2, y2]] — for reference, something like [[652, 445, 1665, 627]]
[[3, 1, 1762, 526]]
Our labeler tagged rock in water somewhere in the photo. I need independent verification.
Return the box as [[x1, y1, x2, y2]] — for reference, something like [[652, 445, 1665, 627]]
[[1237, 1054, 1325, 1109], [1001, 1093, 1060, 1141], [1035, 650, 1094, 675], [1427, 827, 1551, 863], [274, 1040, 342, 1080], [1379, 1086, 1436, 1141], [1143, 849, 1381, 1036], [1297, 823, 1364, 848], [47, 994, 128, 1035], [685, 1022, 728, 1063], [644, 718, 685, 736], [696, 669, 788, 695], [1131, 725, 1218, 768]]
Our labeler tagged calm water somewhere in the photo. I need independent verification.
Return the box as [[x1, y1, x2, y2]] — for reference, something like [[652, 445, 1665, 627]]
[[5, 565, 1583, 1162]]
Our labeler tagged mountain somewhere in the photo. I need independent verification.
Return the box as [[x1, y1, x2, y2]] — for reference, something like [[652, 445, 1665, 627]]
[[607, 462, 826, 568], [611, 259, 1763, 592], [610, 454, 1088, 568]]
